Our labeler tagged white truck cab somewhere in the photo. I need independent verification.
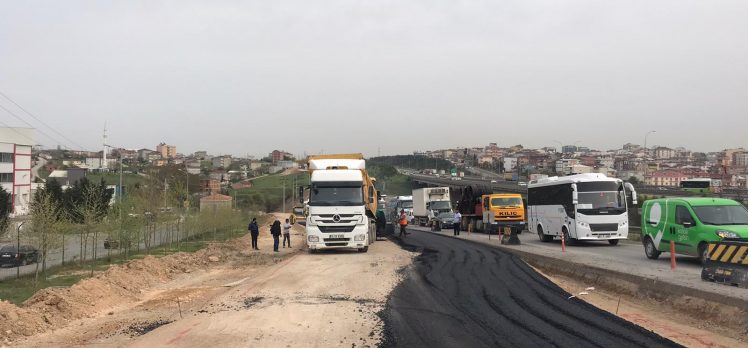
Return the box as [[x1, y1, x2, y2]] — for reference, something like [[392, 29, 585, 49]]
[[304, 156, 377, 253]]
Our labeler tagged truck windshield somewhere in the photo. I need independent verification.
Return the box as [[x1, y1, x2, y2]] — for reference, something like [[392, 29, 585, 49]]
[[693, 205, 748, 225], [430, 201, 451, 211], [491, 197, 522, 207], [309, 182, 363, 206], [576, 182, 626, 214], [401, 201, 413, 209]]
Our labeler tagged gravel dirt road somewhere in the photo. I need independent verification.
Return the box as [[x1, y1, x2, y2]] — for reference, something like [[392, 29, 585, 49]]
[[379, 229, 681, 348], [126, 240, 412, 348]]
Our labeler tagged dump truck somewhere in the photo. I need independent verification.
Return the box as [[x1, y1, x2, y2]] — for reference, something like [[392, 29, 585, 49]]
[[301, 154, 378, 253], [452, 185, 526, 233]]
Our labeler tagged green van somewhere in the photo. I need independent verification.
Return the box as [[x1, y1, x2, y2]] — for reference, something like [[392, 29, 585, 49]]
[[641, 198, 748, 263]]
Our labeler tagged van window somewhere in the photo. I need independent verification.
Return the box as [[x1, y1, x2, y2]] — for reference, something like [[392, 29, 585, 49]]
[[676, 206, 694, 225], [693, 205, 748, 225]]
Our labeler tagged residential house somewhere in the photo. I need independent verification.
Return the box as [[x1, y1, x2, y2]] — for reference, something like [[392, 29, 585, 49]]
[[645, 170, 688, 187], [156, 142, 177, 159], [199, 194, 232, 212], [212, 155, 232, 169]]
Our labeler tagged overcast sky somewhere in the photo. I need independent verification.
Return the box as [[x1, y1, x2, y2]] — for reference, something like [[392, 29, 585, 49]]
[[1, 1, 747, 157]]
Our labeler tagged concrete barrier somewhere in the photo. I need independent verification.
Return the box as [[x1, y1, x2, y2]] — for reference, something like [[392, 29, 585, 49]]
[[702, 240, 748, 288]]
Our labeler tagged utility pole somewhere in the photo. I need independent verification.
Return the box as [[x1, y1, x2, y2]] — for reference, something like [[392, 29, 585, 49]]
[[102, 123, 108, 172], [16, 221, 25, 279]]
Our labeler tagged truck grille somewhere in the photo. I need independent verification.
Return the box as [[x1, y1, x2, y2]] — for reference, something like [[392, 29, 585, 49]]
[[318, 226, 355, 233], [324, 242, 349, 247], [318, 214, 355, 218], [589, 223, 618, 232]]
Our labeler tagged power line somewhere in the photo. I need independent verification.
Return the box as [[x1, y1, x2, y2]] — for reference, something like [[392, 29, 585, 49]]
[[0, 90, 87, 150], [0, 102, 75, 150]]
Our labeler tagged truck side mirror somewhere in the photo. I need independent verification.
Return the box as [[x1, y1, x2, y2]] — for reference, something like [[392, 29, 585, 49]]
[[298, 186, 305, 204], [571, 184, 578, 205]]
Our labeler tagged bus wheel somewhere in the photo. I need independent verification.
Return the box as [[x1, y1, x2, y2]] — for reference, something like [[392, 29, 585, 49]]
[[608, 239, 619, 246], [644, 237, 660, 259], [562, 227, 576, 246], [698, 243, 708, 265], [538, 225, 552, 242]]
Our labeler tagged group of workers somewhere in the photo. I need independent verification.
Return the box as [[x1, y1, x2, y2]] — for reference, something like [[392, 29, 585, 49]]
[[247, 217, 293, 252]]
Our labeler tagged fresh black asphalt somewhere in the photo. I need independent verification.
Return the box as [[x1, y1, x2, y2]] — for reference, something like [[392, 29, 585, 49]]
[[378, 229, 681, 348]]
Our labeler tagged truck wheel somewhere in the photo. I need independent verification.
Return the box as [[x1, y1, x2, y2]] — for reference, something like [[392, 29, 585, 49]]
[[608, 239, 619, 246], [643, 237, 660, 259], [358, 246, 369, 253]]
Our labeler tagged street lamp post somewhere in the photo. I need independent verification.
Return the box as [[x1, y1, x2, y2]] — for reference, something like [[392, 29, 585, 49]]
[[16, 221, 25, 279]]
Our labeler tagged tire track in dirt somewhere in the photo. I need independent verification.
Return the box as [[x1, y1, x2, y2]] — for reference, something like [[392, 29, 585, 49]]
[[379, 230, 682, 348]]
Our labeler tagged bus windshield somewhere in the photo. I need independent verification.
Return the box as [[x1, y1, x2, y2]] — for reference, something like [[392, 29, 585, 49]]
[[401, 201, 413, 209], [693, 205, 748, 226], [576, 182, 626, 214]]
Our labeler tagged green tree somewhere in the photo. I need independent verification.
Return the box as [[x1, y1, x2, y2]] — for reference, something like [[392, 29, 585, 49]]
[[28, 188, 66, 282], [627, 176, 640, 185]]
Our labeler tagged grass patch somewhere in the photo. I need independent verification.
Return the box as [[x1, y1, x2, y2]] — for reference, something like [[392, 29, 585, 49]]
[[87, 173, 145, 188], [231, 172, 309, 211]]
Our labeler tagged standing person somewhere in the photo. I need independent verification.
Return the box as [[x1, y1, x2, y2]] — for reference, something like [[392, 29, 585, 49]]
[[453, 210, 462, 236], [282, 218, 292, 248], [399, 209, 409, 237], [248, 218, 260, 250], [270, 219, 282, 252]]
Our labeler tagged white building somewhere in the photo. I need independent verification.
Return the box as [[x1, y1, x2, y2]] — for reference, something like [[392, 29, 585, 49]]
[[212, 155, 232, 169], [1, 127, 34, 216], [503, 157, 517, 172]]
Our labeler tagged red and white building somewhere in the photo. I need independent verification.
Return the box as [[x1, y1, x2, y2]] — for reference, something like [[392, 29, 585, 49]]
[[645, 170, 689, 187], [1, 127, 34, 216]]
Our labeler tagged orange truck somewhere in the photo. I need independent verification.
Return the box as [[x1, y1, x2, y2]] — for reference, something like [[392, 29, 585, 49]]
[[454, 186, 526, 233]]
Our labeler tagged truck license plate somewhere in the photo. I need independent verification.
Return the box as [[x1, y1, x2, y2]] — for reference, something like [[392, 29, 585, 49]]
[[331, 234, 345, 239]]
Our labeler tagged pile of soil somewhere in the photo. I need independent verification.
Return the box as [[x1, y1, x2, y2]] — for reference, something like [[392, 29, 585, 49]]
[[0, 216, 287, 343]]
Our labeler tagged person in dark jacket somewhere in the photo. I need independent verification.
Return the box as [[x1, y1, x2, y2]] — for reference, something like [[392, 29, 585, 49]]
[[248, 218, 260, 250], [270, 219, 282, 252]]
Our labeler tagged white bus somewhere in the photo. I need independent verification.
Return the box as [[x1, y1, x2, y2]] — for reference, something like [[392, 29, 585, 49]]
[[527, 173, 637, 246]]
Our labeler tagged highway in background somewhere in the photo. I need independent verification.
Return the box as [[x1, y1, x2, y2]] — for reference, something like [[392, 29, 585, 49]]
[[407, 171, 748, 201]]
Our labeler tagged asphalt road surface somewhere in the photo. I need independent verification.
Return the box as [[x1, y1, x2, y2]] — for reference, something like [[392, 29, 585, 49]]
[[379, 229, 681, 348]]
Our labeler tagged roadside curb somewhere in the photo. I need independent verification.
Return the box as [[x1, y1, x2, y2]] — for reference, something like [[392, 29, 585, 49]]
[[417, 229, 748, 332]]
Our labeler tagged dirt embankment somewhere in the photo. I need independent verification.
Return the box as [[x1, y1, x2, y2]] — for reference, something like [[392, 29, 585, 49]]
[[0, 215, 288, 345]]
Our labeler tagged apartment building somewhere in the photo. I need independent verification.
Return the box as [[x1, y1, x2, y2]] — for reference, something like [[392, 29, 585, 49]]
[[0, 127, 34, 215]]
